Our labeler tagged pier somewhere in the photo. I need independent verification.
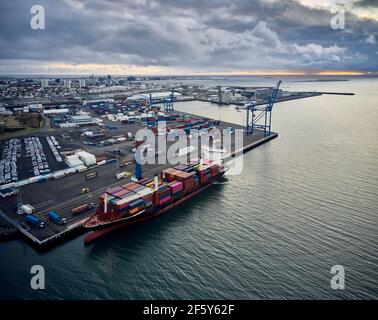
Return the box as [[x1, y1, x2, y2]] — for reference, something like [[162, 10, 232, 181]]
[[0, 114, 277, 249]]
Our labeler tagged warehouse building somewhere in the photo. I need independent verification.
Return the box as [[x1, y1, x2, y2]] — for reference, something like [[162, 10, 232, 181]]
[[75, 151, 96, 166], [69, 114, 97, 125]]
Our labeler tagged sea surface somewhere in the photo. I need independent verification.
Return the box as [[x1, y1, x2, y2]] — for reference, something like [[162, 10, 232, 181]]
[[0, 76, 377, 299]]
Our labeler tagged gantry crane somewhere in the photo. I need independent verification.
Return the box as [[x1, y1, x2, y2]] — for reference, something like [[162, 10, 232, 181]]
[[243, 80, 282, 136], [163, 90, 174, 112]]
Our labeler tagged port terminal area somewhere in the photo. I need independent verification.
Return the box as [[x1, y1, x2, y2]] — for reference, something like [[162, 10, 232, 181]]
[[0, 111, 277, 248]]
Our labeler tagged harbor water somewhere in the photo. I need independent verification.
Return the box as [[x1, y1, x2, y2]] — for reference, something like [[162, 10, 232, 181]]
[[0, 76, 377, 299]]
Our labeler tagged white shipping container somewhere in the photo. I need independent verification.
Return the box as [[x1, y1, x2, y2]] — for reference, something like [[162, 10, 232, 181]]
[[22, 204, 35, 214], [53, 171, 65, 179]]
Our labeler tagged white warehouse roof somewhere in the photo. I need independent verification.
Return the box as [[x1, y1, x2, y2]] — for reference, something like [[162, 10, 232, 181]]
[[43, 109, 70, 114]]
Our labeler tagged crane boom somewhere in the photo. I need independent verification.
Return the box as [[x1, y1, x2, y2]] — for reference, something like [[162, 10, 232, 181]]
[[267, 80, 282, 111]]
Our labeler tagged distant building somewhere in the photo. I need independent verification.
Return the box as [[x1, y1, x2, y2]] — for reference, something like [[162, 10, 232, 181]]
[[217, 86, 222, 102], [254, 88, 283, 100], [64, 80, 72, 89], [220, 91, 233, 103], [0, 106, 12, 116], [41, 79, 49, 88], [0, 116, 5, 133], [43, 108, 70, 116], [79, 79, 86, 88], [28, 104, 43, 112]]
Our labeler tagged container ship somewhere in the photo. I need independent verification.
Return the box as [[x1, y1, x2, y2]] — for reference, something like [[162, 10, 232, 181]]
[[83, 160, 226, 242]]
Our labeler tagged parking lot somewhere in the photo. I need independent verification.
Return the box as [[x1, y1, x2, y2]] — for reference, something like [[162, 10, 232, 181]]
[[0, 135, 68, 184], [0, 138, 21, 185]]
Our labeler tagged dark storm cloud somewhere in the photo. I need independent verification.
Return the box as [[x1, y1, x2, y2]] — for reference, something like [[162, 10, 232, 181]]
[[0, 0, 377, 74], [354, 0, 378, 8]]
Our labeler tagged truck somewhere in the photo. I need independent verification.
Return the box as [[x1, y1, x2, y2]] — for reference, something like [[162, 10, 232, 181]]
[[71, 203, 95, 215], [85, 172, 98, 180], [115, 171, 132, 180], [48, 211, 67, 224], [25, 214, 44, 228], [21, 204, 36, 215]]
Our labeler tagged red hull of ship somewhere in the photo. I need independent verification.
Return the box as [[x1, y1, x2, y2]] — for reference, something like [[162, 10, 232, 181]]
[[84, 178, 218, 244]]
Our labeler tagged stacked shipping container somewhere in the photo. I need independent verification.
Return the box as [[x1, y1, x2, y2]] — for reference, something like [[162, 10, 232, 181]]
[[97, 161, 222, 220]]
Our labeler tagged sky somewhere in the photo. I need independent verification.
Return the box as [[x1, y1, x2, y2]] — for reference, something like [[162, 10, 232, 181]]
[[0, 0, 377, 76]]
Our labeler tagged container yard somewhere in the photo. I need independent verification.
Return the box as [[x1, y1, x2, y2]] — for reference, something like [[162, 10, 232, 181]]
[[0, 77, 282, 249], [0, 109, 277, 248]]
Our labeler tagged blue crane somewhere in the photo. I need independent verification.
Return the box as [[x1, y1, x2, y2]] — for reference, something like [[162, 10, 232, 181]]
[[133, 147, 143, 181], [163, 90, 174, 112], [243, 80, 282, 137], [149, 93, 153, 108]]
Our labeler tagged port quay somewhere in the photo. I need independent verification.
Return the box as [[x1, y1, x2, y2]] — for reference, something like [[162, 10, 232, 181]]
[[0, 78, 305, 249]]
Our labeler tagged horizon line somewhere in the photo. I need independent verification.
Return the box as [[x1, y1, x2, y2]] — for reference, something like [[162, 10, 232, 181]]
[[0, 71, 376, 77]]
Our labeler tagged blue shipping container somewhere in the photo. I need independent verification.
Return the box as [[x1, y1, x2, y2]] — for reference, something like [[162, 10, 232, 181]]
[[25, 215, 41, 226], [128, 198, 144, 209], [48, 211, 60, 223]]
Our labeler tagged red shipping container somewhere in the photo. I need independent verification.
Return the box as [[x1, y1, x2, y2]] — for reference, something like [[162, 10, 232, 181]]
[[113, 189, 131, 198], [121, 182, 140, 190], [159, 196, 171, 205], [141, 194, 154, 203], [169, 181, 183, 193], [125, 183, 143, 191], [107, 186, 124, 196]]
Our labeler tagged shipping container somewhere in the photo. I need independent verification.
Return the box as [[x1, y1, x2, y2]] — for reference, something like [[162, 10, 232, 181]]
[[120, 190, 135, 198], [107, 186, 124, 196], [48, 211, 61, 223], [25, 214, 41, 226], [128, 206, 143, 216], [115, 194, 140, 207], [21, 204, 35, 214], [129, 198, 145, 209], [71, 204, 91, 215], [112, 188, 131, 198], [122, 182, 141, 191], [174, 164, 189, 171], [133, 186, 146, 193], [159, 196, 171, 206], [169, 181, 183, 193]]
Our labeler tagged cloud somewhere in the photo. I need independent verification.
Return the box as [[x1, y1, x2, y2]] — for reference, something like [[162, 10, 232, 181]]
[[354, 0, 378, 8], [0, 0, 377, 74], [366, 34, 376, 43]]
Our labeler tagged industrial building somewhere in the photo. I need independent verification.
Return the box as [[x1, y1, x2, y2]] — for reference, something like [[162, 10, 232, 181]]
[[76, 151, 96, 166], [65, 155, 84, 168], [69, 114, 97, 125], [43, 109, 70, 116]]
